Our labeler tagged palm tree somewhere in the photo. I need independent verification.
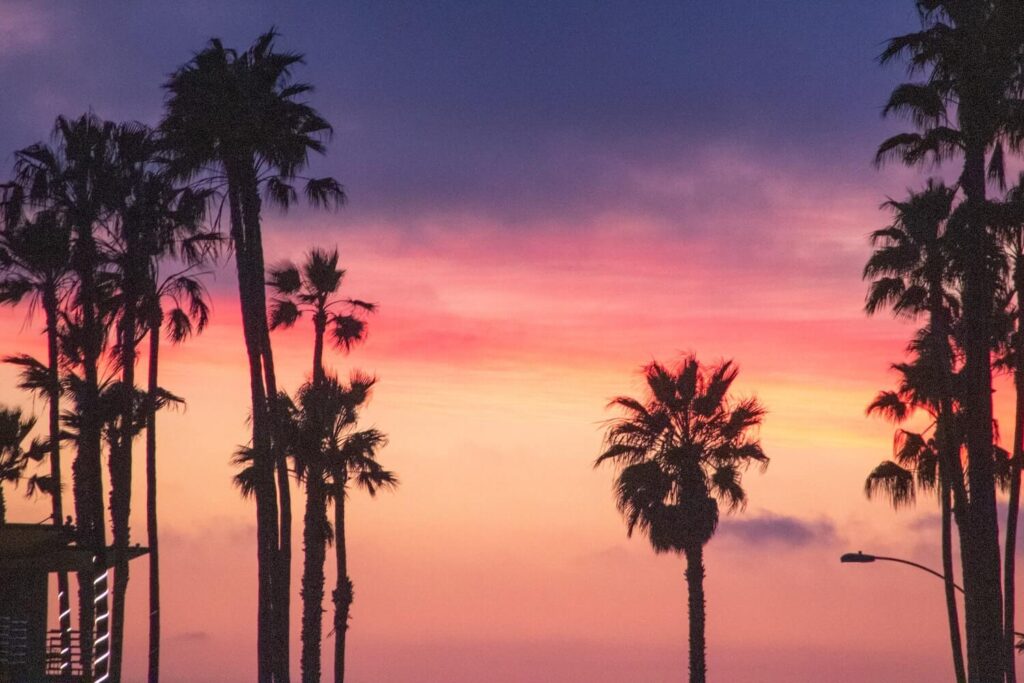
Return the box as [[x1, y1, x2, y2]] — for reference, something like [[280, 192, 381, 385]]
[[99, 121, 214, 683], [0, 203, 76, 670], [162, 31, 345, 681], [865, 354, 966, 682], [320, 375, 392, 683], [267, 248, 373, 683], [104, 122, 155, 683], [12, 113, 122, 678], [237, 374, 391, 683], [61, 365, 182, 683], [140, 261, 212, 683], [0, 406, 34, 525], [268, 247, 375, 386], [596, 356, 768, 683], [862, 182, 966, 682], [877, 5, 1024, 676]]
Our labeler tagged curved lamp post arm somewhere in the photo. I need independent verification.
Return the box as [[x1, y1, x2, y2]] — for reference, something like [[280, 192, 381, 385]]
[[840, 551, 1024, 639], [841, 551, 962, 592], [869, 555, 964, 593]]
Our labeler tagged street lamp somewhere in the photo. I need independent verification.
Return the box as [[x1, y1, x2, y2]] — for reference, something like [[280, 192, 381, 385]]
[[840, 549, 967, 683], [841, 551, 1024, 676], [840, 551, 963, 592]]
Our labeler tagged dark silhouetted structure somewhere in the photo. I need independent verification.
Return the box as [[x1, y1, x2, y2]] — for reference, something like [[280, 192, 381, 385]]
[[0, 523, 146, 682]]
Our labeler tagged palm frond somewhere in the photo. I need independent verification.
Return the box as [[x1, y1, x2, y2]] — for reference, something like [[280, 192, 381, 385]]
[[4, 354, 59, 399], [865, 461, 916, 509]]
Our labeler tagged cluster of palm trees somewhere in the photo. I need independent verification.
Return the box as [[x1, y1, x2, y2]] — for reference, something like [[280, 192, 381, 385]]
[[0, 114, 213, 683], [857, 2, 1024, 682], [0, 30, 393, 683], [594, 4, 1024, 683]]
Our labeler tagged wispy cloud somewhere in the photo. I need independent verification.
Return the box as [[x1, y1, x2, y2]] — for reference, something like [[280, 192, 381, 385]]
[[718, 511, 838, 548]]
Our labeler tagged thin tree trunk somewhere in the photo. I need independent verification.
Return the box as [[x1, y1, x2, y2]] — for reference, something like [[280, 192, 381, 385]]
[[1004, 244, 1024, 683], [299, 308, 330, 682], [72, 224, 107, 681], [332, 487, 350, 683], [312, 315, 326, 386], [1006, 389, 1022, 683], [297, 310, 331, 681], [147, 317, 161, 683], [943, 475, 968, 683], [109, 280, 138, 683], [227, 169, 278, 683], [684, 545, 706, 683], [262, 264, 292, 683], [301, 472, 327, 683], [274, 422, 292, 683], [44, 292, 74, 680], [960, 137, 1004, 683], [240, 161, 290, 683], [332, 482, 355, 683], [928, 262, 967, 683]]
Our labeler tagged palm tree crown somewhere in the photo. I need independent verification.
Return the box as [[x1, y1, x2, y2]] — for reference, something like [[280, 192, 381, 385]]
[[0, 406, 36, 525], [161, 28, 344, 209], [268, 247, 375, 357], [596, 356, 767, 553], [864, 180, 958, 319]]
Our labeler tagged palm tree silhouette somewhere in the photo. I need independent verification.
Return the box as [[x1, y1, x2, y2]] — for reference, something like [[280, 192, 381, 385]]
[[0, 204, 77, 668], [865, 356, 969, 682], [232, 375, 391, 683], [104, 122, 160, 683], [596, 356, 767, 683], [162, 31, 345, 680], [267, 248, 374, 683], [268, 247, 375, 386], [103, 121, 215, 683], [317, 375, 392, 683], [12, 113, 122, 678], [0, 406, 35, 525], [139, 257, 213, 683], [877, 5, 1024, 675], [863, 181, 966, 682]]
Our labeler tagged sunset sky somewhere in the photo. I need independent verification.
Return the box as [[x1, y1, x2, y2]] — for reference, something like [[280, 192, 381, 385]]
[[0, 2, 1004, 681]]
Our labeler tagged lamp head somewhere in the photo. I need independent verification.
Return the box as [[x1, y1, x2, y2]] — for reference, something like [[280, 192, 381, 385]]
[[840, 551, 876, 564]]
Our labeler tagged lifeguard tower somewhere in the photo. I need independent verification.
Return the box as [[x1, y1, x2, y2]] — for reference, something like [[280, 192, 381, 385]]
[[0, 522, 146, 682]]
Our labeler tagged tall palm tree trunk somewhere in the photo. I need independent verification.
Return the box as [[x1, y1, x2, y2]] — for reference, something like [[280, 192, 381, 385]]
[[44, 291, 74, 680], [1006, 379, 1022, 683], [684, 545, 706, 683], [312, 314, 326, 386], [960, 140, 1004, 683], [227, 173, 279, 683], [1004, 243, 1024, 683], [72, 228, 108, 681], [146, 316, 161, 683], [942, 473, 968, 683], [240, 162, 291, 683], [300, 308, 330, 682], [300, 472, 327, 683], [109, 287, 139, 683], [927, 271, 967, 683], [332, 485, 352, 683]]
